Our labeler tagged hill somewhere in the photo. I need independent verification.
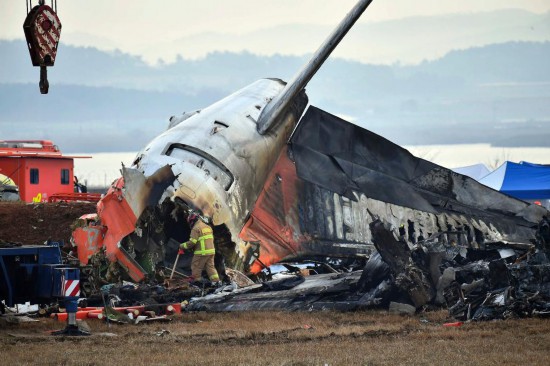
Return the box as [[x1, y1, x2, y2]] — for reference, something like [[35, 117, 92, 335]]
[[1, 40, 549, 151]]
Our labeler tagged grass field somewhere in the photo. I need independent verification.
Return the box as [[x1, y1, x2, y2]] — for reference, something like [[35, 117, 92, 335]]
[[1, 310, 549, 365]]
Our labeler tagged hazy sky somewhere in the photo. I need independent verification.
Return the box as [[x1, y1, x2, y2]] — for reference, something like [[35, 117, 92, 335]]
[[3, 0, 549, 63]]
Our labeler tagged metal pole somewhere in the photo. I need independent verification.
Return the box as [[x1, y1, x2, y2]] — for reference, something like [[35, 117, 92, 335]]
[[170, 252, 180, 280], [256, 0, 375, 135]]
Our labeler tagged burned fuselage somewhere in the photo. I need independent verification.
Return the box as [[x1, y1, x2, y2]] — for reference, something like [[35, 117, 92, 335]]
[[72, 101, 548, 287], [238, 106, 549, 274], [72, 79, 308, 282]]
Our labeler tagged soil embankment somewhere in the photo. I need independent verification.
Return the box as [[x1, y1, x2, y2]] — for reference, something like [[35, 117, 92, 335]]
[[0, 202, 96, 245]]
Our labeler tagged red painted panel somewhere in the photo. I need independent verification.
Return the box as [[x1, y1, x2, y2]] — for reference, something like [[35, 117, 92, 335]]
[[240, 146, 310, 273], [72, 223, 105, 265], [0, 158, 24, 189], [72, 177, 146, 282]]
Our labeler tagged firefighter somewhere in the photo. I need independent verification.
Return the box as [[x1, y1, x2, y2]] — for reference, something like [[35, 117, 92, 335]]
[[179, 212, 220, 284]]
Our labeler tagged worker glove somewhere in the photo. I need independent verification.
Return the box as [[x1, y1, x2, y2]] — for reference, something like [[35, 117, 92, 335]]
[[178, 248, 185, 255]]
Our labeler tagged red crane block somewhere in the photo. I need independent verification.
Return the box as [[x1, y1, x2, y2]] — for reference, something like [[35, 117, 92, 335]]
[[23, 3, 62, 67]]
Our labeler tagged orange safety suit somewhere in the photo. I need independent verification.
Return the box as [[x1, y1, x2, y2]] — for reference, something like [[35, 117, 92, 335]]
[[181, 219, 219, 282]]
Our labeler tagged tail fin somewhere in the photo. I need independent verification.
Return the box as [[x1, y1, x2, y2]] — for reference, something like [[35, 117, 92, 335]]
[[256, 0, 375, 134]]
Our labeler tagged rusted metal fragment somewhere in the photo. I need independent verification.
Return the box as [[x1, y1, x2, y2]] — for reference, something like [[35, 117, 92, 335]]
[[225, 268, 255, 288], [72, 215, 105, 265]]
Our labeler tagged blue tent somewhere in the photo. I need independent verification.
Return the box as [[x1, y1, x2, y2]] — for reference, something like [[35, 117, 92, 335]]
[[479, 161, 550, 199]]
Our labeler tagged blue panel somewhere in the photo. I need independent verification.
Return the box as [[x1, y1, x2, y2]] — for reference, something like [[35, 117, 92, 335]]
[[500, 161, 550, 199]]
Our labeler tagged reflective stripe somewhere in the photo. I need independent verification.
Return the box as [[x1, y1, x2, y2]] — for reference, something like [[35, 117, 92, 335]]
[[194, 233, 215, 255]]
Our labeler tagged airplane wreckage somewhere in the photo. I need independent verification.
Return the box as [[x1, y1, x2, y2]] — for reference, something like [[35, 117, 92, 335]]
[[71, 0, 550, 321]]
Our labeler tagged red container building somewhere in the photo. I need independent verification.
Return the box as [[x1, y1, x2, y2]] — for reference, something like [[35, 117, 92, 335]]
[[0, 140, 90, 202]]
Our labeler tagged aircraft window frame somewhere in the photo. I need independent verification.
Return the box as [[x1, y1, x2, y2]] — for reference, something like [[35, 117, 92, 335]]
[[164, 143, 234, 191]]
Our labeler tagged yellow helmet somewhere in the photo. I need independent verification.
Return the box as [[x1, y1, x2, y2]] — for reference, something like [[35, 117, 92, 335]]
[[0, 173, 16, 187]]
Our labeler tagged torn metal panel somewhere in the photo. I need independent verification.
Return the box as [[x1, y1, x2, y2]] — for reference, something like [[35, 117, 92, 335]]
[[79, 166, 175, 283], [239, 146, 375, 273], [369, 220, 435, 307], [357, 252, 390, 293], [121, 165, 176, 221], [71, 214, 105, 265], [239, 116, 545, 277], [290, 106, 547, 238], [445, 258, 550, 321], [187, 272, 364, 312]]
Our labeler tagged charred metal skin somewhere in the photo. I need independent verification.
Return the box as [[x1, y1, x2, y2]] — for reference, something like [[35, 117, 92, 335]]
[[240, 106, 549, 274], [130, 79, 306, 228]]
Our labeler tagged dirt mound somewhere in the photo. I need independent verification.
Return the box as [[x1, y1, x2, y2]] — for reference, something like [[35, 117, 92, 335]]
[[0, 202, 96, 245]]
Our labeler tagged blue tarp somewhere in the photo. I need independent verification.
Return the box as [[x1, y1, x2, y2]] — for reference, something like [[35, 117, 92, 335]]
[[452, 163, 491, 180], [479, 161, 550, 199]]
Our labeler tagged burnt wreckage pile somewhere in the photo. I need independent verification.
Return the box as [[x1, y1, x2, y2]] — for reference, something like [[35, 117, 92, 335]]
[[75, 108, 550, 321], [367, 219, 550, 320], [181, 109, 550, 320], [182, 218, 550, 320]]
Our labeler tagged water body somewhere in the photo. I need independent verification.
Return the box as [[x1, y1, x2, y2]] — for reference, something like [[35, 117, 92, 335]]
[[74, 144, 550, 188]]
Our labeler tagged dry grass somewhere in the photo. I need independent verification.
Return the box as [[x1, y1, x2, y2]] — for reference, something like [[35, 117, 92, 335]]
[[1, 310, 549, 365]]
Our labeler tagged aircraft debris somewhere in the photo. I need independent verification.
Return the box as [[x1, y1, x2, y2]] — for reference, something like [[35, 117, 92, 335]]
[[66, 112, 549, 321], [58, 0, 549, 322], [361, 217, 550, 320], [388, 302, 416, 316]]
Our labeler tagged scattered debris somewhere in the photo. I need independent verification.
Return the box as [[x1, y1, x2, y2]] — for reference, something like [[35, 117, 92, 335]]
[[359, 219, 550, 321], [0, 315, 39, 324], [389, 302, 416, 316], [443, 322, 463, 327], [155, 329, 170, 336]]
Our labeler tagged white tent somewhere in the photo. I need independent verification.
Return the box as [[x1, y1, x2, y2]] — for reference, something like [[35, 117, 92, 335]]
[[452, 163, 491, 181]]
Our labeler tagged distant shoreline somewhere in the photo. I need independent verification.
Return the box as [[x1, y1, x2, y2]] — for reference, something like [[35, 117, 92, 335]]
[[73, 144, 550, 187]]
